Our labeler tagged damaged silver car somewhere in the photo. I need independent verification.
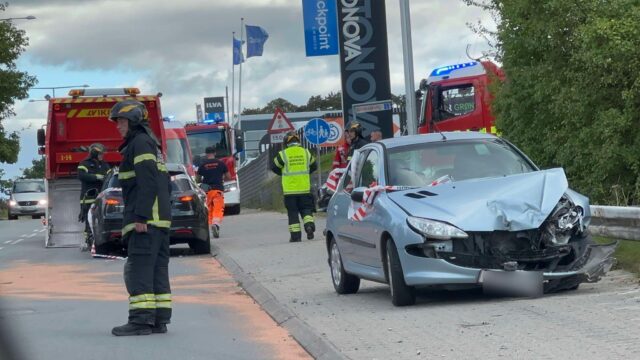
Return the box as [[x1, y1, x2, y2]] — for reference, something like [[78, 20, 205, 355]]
[[325, 132, 616, 306]]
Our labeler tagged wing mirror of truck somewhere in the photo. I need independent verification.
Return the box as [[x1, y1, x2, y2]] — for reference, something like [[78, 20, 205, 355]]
[[235, 132, 245, 152], [37, 128, 46, 147]]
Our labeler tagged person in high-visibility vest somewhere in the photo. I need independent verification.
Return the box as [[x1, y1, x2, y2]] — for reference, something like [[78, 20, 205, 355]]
[[271, 131, 318, 242], [77, 143, 110, 251]]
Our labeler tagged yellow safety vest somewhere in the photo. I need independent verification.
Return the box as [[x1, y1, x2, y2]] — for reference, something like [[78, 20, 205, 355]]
[[277, 146, 312, 195]]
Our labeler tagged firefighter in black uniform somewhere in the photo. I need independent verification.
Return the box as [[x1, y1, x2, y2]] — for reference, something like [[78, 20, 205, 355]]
[[77, 143, 110, 250], [346, 121, 370, 161], [109, 99, 172, 336]]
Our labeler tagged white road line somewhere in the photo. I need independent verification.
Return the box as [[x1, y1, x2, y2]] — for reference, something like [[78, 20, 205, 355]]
[[39, 229, 45, 232], [20, 234, 27, 238], [27, 234, 37, 238], [0, 247, 3, 251], [4, 241, 10, 244], [12, 239, 23, 245], [32, 229, 39, 233]]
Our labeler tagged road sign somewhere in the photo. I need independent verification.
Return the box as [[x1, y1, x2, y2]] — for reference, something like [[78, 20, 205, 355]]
[[304, 118, 330, 145], [267, 108, 295, 134], [352, 100, 393, 115], [270, 132, 287, 144]]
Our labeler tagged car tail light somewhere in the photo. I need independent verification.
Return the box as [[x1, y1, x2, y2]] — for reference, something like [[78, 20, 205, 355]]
[[175, 229, 193, 235], [105, 199, 120, 205], [179, 196, 193, 202], [105, 198, 123, 213]]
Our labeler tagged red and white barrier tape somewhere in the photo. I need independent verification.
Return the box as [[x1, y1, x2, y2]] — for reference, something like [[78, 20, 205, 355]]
[[91, 243, 126, 260], [325, 168, 347, 192]]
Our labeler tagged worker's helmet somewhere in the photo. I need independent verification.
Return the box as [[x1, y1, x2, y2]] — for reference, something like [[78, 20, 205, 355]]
[[284, 131, 300, 146], [347, 121, 364, 137], [108, 99, 149, 127], [89, 143, 105, 159]]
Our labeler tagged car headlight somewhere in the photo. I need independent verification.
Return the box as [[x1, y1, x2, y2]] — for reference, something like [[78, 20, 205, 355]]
[[39, 199, 47, 205], [407, 216, 468, 240], [224, 182, 238, 192], [9, 200, 17, 207]]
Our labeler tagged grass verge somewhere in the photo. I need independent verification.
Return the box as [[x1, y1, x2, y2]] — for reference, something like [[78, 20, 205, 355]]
[[595, 236, 640, 276]]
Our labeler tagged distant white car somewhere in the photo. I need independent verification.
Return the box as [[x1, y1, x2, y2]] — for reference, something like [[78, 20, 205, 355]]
[[7, 179, 47, 220]]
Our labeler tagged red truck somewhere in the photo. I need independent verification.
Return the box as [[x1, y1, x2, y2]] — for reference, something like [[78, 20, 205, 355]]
[[184, 121, 244, 215], [417, 61, 504, 134], [37, 87, 167, 248]]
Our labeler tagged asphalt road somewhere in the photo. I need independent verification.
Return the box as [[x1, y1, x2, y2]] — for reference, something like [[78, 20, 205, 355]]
[[0, 218, 311, 360], [215, 211, 640, 360]]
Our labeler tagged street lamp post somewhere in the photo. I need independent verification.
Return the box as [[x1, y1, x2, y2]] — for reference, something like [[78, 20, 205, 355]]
[[399, 0, 417, 135], [0, 16, 36, 21], [31, 84, 90, 98]]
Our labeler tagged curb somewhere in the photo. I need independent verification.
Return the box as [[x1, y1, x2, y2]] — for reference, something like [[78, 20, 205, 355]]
[[211, 242, 348, 360]]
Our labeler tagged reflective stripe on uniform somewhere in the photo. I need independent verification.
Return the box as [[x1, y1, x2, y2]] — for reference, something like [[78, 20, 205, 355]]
[[155, 293, 172, 309], [148, 220, 171, 228], [133, 153, 156, 164], [78, 165, 88, 172], [152, 197, 159, 222], [119, 170, 136, 180], [129, 293, 156, 309], [157, 163, 167, 172], [80, 199, 95, 204], [289, 224, 301, 232], [303, 215, 314, 224], [122, 223, 136, 236]]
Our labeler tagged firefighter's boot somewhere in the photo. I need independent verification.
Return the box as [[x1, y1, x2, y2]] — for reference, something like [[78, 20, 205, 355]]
[[304, 223, 315, 240], [151, 323, 168, 334], [111, 323, 152, 336], [289, 232, 302, 243], [211, 224, 220, 239]]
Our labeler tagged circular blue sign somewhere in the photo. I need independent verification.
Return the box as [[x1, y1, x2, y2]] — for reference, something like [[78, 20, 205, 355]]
[[304, 118, 330, 145]]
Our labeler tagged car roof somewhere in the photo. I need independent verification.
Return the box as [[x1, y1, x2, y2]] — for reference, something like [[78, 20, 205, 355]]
[[376, 132, 497, 150], [111, 163, 186, 175]]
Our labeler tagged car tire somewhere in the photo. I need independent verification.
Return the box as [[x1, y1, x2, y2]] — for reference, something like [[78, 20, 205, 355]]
[[189, 238, 211, 254], [386, 238, 416, 306], [31, 215, 40, 219], [8, 214, 17, 220], [329, 238, 360, 294], [226, 205, 241, 216]]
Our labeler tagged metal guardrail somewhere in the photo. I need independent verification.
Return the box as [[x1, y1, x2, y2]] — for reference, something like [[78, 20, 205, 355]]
[[589, 205, 640, 241]]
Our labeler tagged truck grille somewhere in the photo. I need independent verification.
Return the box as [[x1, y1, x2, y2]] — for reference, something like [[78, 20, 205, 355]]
[[18, 201, 38, 206]]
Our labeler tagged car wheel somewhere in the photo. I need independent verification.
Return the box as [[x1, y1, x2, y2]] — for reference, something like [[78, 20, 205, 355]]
[[189, 238, 211, 254], [329, 238, 360, 294], [386, 238, 416, 306], [226, 205, 240, 216], [8, 213, 17, 220], [31, 215, 40, 219]]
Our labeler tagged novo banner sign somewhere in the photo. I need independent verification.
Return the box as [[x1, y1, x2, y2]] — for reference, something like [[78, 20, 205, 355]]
[[337, 0, 393, 138], [302, 0, 339, 57]]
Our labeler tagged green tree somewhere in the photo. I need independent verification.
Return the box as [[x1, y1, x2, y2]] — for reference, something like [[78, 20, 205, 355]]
[[0, 3, 37, 164], [21, 157, 44, 178], [464, 0, 640, 205]]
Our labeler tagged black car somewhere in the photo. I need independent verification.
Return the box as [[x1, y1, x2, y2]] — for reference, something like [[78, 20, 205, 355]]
[[90, 163, 211, 254]]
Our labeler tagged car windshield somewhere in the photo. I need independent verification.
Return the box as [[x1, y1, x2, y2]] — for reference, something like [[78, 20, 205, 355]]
[[13, 180, 45, 193], [387, 139, 536, 187], [187, 130, 230, 161], [166, 138, 191, 168], [171, 177, 192, 193]]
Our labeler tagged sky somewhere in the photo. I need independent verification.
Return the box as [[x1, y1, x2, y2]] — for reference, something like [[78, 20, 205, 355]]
[[1, 0, 496, 179]]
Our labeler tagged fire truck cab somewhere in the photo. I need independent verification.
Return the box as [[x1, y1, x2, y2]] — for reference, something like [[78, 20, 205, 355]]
[[185, 121, 244, 215], [417, 61, 504, 135], [38, 87, 167, 248]]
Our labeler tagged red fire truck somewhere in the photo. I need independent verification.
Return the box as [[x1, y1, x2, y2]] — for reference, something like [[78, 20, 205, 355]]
[[184, 121, 244, 215], [37, 88, 167, 248], [417, 61, 504, 134]]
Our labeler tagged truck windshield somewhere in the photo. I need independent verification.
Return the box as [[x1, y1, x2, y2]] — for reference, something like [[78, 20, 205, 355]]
[[166, 138, 191, 168], [187, 131, 230, 160], [13, 180, 45, 193]]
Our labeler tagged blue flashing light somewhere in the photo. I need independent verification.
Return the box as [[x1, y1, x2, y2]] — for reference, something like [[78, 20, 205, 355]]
[[430, 61, 478, 77]]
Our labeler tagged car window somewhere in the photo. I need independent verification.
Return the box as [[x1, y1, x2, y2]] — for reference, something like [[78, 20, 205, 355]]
[[436, 85, 475, 122], [357, 150, 380, 188], [387, 139, 535, 186], [341, 150, 368, 193], [13, 180, 45, 193], [171, 178, 192, 192], [107, 173, 120, 189]]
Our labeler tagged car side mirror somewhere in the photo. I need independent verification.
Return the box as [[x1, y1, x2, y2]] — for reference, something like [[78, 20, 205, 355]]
[[351, 187, 366, 202], [199, 183, 210, 192], [235, 133, 245, 152], [4, 189, 11, 196]]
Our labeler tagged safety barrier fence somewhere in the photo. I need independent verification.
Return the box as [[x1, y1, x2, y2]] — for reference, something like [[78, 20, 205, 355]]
[[589, 205, 640, 241]]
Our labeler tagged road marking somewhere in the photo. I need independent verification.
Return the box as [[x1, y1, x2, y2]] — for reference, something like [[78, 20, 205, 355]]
[[39, 229, 45, 233], [12, 239, 23, 245], [4, 241, 10, 244], [27, 234, 37, 238], [32, 229, 39, 233], [20, 234, 27, 238], [0, 247, 3, 251]]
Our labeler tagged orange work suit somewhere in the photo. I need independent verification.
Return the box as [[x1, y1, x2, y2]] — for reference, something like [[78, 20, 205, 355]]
[[206, 190, 225, 226]]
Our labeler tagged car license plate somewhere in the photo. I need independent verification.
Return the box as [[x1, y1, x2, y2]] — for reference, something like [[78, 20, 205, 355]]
[[480, 270, 543, 297], [22, 206, 36, 212]]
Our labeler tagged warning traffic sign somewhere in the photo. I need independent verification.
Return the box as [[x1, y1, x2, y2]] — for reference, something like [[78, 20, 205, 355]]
[[267, 108, 295, 134]]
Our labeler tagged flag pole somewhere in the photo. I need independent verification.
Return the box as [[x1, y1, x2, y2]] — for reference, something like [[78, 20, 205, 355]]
[[231, 31, 236, 127], [238, 18, 244, 131]]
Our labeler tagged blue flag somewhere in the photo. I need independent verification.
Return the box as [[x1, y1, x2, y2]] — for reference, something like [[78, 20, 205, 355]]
[[233, 37, 244, 65], [245, 25, 269, 58]]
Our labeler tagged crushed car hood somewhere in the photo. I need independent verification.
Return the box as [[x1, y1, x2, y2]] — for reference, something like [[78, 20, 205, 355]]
[[388, 168, 570, 232]]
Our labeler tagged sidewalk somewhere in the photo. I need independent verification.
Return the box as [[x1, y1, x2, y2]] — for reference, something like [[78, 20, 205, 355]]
[[214, 210, 640, 360]]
